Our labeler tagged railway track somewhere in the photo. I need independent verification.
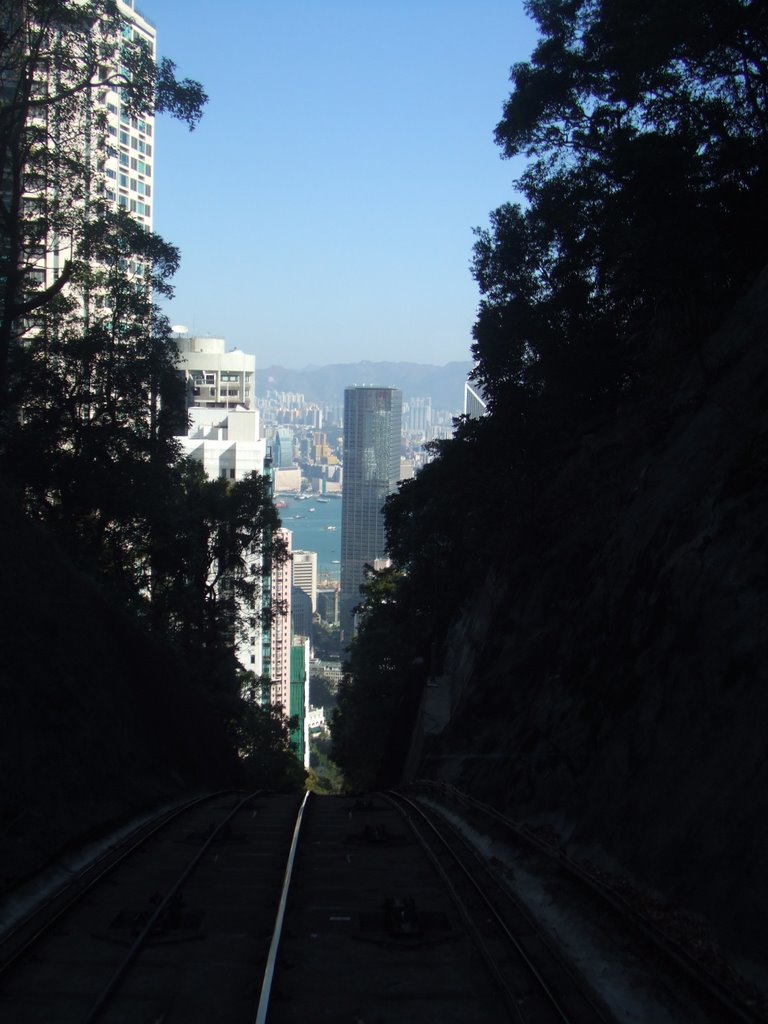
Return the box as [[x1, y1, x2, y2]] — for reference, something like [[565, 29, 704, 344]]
[[385, 790, 611, 1024], [0, 791, 304, 1023], [406, 781, 768, 1024], [1, 791, 609, 1023], [2, 787, 753, 1022]]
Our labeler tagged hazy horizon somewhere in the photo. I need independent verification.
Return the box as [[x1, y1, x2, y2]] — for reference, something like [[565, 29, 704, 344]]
[[151, 1, 538, 368]]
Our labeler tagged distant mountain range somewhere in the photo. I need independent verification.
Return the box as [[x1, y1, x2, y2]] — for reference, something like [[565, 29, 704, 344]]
[[256, 361, 473, 413]]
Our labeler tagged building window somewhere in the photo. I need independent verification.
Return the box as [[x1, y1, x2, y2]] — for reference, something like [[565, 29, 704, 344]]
[[119, 173, 128, 187], [119, 130, 128, 145], [119, 152, 129, 167]]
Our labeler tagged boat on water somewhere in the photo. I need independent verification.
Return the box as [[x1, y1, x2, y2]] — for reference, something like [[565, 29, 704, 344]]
[[317, 498, 330, 503], [309, 507, 316, 512], [325, 525, 336, 531]]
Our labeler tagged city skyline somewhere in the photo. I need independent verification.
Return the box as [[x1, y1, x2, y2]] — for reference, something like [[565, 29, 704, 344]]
[[148, 0, 540, 368]]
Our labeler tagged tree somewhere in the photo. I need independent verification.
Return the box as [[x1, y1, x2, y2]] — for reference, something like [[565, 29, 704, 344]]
[[0, 0, 206, 419], [472, 0, 768, 434], [331, 565, 424, 791], [232, 691, 305, 791], [144, 465, 287, 658], [0, 0, 209, 604]]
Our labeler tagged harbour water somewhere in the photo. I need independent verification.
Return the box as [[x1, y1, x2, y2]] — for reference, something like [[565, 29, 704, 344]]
[[275, 494, 343, 584]]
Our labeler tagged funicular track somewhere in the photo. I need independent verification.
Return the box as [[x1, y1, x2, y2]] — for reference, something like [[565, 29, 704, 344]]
[[0, 790, 305, 1023], [385, 790, 611, 1024], [406, 782, 768, 1024], [4, 786, 754, 1023]]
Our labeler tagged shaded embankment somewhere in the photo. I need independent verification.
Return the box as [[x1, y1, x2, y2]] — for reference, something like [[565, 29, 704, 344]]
[[420, 268, 768, 973], [0, 485, 239, 888]]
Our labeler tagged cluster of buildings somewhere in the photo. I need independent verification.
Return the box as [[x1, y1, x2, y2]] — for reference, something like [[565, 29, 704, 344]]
[[173, 329, 407, 761], [19, 0, 478, 771]]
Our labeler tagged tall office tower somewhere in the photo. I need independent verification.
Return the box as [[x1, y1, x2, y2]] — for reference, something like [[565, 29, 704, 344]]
[[273, 426, 294, 468], [291, 549, 317, 640], [340, 386, 402, 640], [292, 550, 318, 612], [464, 379, 488, 419]]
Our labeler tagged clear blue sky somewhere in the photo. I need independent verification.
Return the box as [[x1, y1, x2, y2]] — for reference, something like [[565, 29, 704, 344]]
[[148, 1, 539, 369]]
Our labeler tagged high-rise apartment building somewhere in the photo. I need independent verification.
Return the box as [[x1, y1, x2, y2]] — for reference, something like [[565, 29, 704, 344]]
[[174, 334, 272, 682], [340, 386, 402, 640], [271, 527, 293, 709], [103, 2, 156, 231], [175, 334, 255, 411], [7, 0, 156, 314]]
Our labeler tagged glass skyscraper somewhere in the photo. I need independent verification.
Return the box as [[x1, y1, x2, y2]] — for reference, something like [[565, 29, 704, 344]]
[[340, 386, 403, 640]]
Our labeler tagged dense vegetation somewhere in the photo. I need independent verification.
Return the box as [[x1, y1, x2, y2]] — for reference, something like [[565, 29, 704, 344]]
[[331, 0, 768, 790], [0, 1, 300, 786]]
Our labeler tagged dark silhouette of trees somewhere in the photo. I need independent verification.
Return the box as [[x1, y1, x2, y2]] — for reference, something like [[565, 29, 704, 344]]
[[0, 2, 298, 779], [331, 565, 423, 790], [472, 0, 768, 432], [331, 0, 768, 790]]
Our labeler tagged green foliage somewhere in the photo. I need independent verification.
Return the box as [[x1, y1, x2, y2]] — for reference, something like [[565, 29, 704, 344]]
[[307, 734, 345, 794], [313, 617, 341, 660], [330, 565, 425, 791], [472, 0, 768, 433], [233, 695, 306, 791], [309, 670, 337, 711], [0, 1, 207, 412]]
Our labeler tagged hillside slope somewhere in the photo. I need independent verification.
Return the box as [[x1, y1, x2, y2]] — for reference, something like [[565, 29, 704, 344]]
[[420, 268, 768, 975], [257, 360, 472, 412]]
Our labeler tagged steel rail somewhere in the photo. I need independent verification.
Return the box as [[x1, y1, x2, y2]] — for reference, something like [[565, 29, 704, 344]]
[[0, 790, 241, 980], [82, 791, 263, 1024], [387, 790, 607, 1024], [254, 789, 311, 1024], [411, 780, 767, 1024]]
